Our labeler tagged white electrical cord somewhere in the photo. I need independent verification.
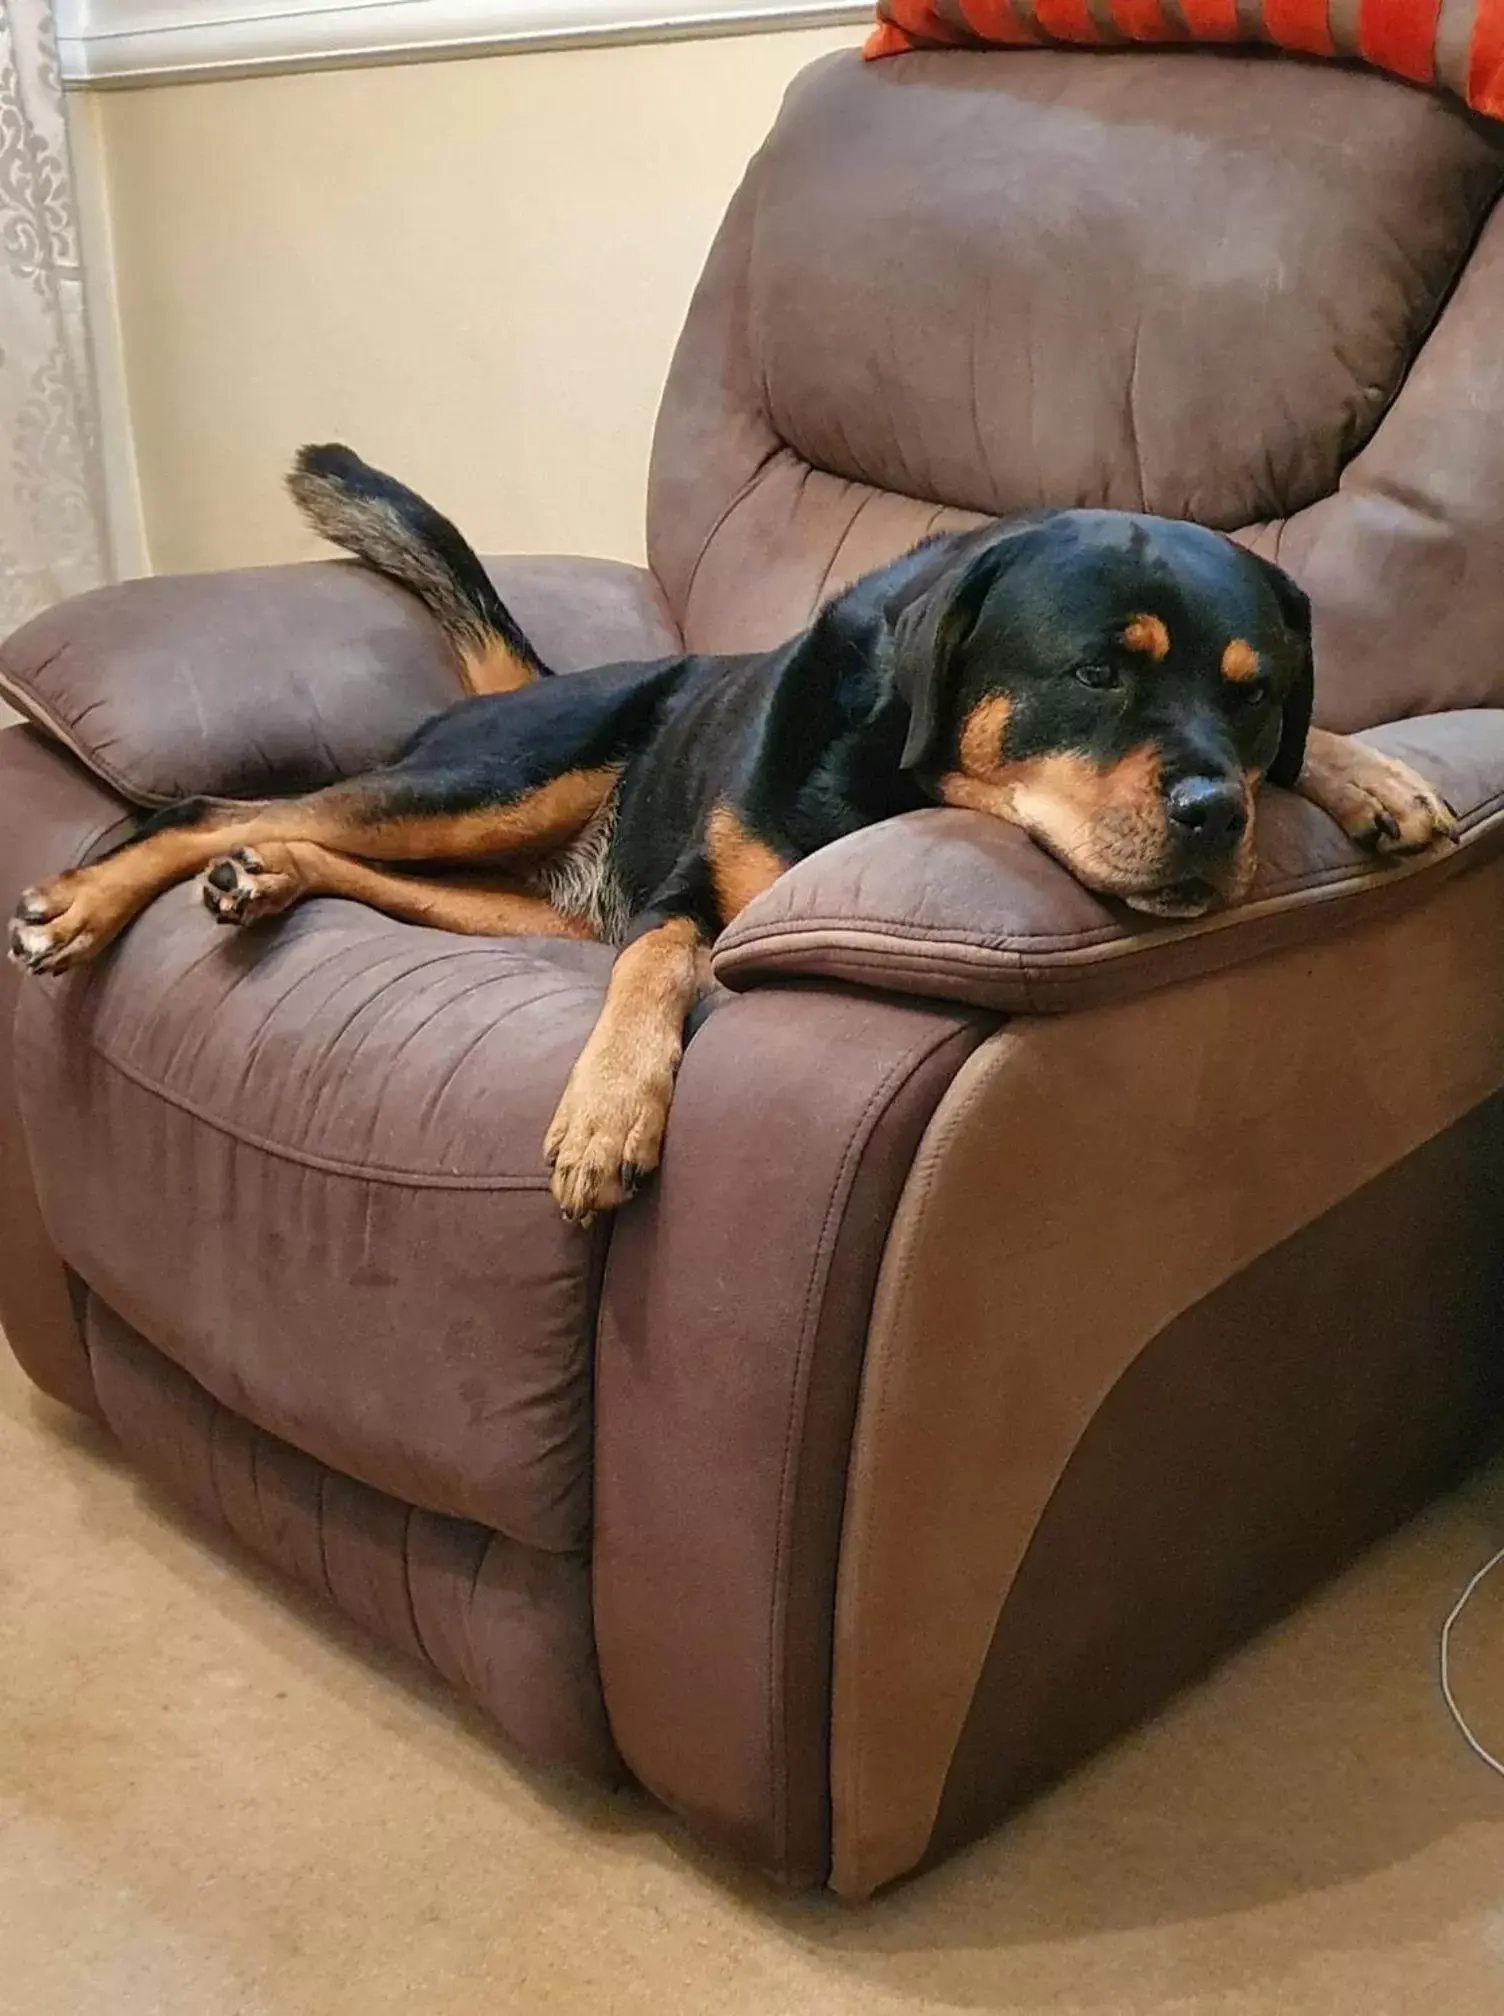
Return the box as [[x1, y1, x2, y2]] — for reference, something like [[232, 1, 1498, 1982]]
[[1439, 1542, 1504, 1778]]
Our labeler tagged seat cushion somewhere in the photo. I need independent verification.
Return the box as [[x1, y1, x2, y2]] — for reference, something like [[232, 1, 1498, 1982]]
[[14, 884, 618, 1554], [86, 1296, 623, 1780]]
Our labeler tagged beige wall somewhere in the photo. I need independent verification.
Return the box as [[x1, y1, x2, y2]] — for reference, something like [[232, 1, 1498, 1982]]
[[84, 26, 862, 580]]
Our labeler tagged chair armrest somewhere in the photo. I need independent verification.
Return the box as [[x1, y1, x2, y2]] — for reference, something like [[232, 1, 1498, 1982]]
[[596, 807, 1504, 1893], [0, 726, 134, 1415], [593, 984, 987, 1888], [0, 556, 681, 808], [713, 715, 1504, 1012], [821, 837, 1504, 1895]]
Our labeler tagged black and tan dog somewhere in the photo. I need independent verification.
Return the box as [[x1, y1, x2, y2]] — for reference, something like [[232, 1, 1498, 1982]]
[[8, 447, 1454, 1220]]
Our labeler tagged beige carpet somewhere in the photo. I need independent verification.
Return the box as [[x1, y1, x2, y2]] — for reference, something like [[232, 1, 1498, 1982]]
[[5, 1342, 1504, 2016]]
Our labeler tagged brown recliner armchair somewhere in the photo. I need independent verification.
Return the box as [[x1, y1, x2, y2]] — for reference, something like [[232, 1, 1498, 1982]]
[[5, 48, 1504, 1899]]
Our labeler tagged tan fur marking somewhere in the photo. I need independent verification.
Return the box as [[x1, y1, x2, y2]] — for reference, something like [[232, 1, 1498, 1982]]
[[200, 842, 595, 938], [8, 767, 619, 974], [940, 744, 1160, 826], [344, 765, 621, 862], [937, 744, 1264, 916], [1294, 727, 1457, 854], [956, 694, 1014, 783], [1220, 639, 1260, 683], [1121, 613, 1170, 662], [544, 916, 706, 1221], [705, 804, 788, 925], [937, 744, 1185, 898], [458, 637, 541, 697]]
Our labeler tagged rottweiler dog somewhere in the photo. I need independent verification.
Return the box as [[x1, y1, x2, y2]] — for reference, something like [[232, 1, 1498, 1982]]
[[8, 446, 1455, 1221]]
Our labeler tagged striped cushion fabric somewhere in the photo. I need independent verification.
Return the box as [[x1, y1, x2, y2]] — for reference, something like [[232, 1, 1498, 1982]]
[[865, 0, 1504, 120]]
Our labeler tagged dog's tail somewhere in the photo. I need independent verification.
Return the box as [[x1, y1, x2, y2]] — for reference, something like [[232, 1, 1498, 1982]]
[[288, 443, 550, 693]]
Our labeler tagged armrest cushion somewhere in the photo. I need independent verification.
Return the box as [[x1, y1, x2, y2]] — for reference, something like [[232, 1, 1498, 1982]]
[[0, 555, 681, 808], [713, 715, 1504, 1013]]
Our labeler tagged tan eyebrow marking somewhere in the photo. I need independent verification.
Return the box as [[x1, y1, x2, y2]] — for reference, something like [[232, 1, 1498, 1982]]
[[1221, 639, 1261, 682], [1120, 614, 1170, 661]]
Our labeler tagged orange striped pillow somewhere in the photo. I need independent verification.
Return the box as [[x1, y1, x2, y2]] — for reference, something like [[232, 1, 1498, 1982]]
[[865, 0, 1504, 121]]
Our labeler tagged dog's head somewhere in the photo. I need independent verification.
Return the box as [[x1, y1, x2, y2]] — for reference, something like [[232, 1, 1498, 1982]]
[[887, 511, 1313, 917]]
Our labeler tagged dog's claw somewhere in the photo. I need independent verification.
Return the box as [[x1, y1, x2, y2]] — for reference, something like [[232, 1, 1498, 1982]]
[[8, 874, 105, 974], [543, 1077, 669, 1223], [1299, 734, 1457, 859], [9, 918, 76, 975]]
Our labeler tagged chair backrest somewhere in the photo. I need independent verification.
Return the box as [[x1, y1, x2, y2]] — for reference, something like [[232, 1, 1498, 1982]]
[[647, 47, 1504, 730]]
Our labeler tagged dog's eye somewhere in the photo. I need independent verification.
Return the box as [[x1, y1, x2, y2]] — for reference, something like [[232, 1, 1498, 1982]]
[[1229, 676, 1273, 708], [1074, 662, 1123, 693]]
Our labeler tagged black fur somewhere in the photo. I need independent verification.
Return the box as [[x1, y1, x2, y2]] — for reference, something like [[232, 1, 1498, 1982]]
[[3, 447, 1457, 1223], [271, 456, 1313, 936], [289, 444, 549, 679]]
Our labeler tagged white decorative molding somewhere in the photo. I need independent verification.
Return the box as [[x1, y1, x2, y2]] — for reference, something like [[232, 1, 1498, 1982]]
[[57, 0, 871, 86]]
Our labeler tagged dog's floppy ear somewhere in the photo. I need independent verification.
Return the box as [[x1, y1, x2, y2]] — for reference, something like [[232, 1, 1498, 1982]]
[[887, 535, 1023, 774], [1251, 554, 1315, 788]]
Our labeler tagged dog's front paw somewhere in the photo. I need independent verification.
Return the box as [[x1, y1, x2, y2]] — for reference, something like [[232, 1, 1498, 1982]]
[[200, 847, 298, 927], [8, 877, 106, 975], [1299, 732, 1457, 857], [543, 1067, 671, 1225], [1340, 751, 1456, 856]]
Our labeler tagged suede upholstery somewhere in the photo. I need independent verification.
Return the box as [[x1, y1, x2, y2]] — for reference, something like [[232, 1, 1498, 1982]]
[[4, 47, 1504, 1895]]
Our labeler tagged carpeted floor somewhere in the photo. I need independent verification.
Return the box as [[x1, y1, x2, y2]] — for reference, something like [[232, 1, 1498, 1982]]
[[4, 1340, 1504, 2016]]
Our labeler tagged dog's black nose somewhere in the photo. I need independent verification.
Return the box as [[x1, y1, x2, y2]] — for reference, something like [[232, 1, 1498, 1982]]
[[1166, 778, 1247, 849]]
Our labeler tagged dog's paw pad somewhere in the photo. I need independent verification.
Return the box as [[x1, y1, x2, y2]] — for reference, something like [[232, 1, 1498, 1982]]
[[199, 848, 292, 927]]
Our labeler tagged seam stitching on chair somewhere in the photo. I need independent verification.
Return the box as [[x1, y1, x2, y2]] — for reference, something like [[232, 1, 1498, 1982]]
[[832, 1027, 1022, 1891], [679, 442, 786, 619], [766, 1017, 975, 1873], [70, 1039, 556, 1190], [0, 659, 171, 807], [805, 486, 880, 622], [718, 794, 1504, 970]]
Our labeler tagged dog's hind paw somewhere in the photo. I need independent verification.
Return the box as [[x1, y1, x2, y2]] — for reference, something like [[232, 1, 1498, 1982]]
[[7, 879, 104, 975], [199, 847, 299, 927]]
